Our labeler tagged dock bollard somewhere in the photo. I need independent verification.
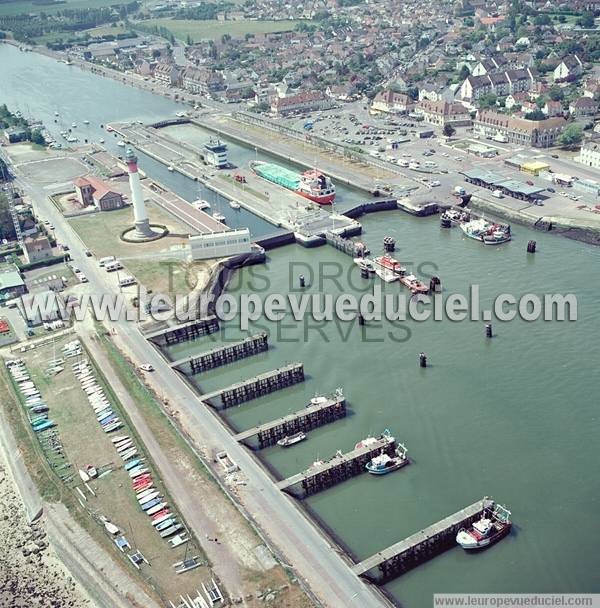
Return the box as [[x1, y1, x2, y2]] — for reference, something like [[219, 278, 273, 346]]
[[527, 240, 536, 253], [419, 352, 427, 368], [429, 276, 441, 293], [440, 215, 451, 228], [383, 236, 396, 252], [358, 313, 365, 326], [299, 274, 306, 288], [360, 267, 370, 279], [485, 323, 493, 338]]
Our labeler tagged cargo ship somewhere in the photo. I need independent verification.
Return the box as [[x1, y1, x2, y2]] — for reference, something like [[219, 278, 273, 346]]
[[250, 161, 335, 205]]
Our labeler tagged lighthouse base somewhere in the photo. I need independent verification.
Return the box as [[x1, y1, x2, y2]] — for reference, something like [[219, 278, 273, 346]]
[[134, 218, 156, 239], [121, 222, 168, 243]]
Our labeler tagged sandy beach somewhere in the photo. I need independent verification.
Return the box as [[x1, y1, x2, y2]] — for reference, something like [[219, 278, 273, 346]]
[[0, 452, 93, 608]]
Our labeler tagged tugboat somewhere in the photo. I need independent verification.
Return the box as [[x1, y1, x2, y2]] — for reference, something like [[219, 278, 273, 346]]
[[277, 431, 307, 447], [456, 500, 512, 550], [366, 443, 409, 475]]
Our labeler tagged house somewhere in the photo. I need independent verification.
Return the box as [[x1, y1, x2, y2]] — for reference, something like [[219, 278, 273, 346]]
[[4, 128, 28, 144], [543, 100, 563, 117], [474, 110, 566, 147], [569, 97, 598, 117], [0, 265, 26, 303], [578, 140, 600, 169], [22, 235, 53, 265], [415, 100, 472, 127], [181, 67, 225, 95], [460, 69, 535, 101], [471, 55, 508, 76], [553, 55, 583, 82], [73, 176, 124, 211], [583, 79, 600, 100], [371, 90, 415, 114], [154, 63, 180, 87], [326, 83, 357, 102], [418, 83, 455, 103], [270, 90, 331, 116]]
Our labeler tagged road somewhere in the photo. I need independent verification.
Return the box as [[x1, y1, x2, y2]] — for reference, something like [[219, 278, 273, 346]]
[[4, 150, 389, 607]]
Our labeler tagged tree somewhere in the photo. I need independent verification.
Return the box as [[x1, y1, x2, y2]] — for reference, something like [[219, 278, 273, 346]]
[[0, 193, 17, 241], [548, 86, 564, 102], [443, 124, 456, 137], [577, 12, 594, 28], [459, 64, 471, 81], [186, 34, 193, 45], [557, 124, 583, 149], [534, 14, 551, 26], [478, 93, 497, 109], [525, 109, 546, 120], [30, 130, 45, 146]]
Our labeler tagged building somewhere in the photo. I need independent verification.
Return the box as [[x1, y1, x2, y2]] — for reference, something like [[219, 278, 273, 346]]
[[520, 160, 550, 176], [573, 178, 600, 199], [188, 228, 252, 260], [18, 290, 62, 326], [22, 235, 53, 264], [543, 100, 563, 118], [569, 97, 598, 117], [474, 110, 566, 147], [73, 176, 125, 211], [4, 128, 28, 143], [553, 55, 583, 82], [0, 265, 26, 303], [578, 140, 600, 169], [460, 168, 546, 201], [415, 100, 472, 127], [270, 90, 330, 116], [371, 90, 415, 114], [154, 63, 180, 87], [203, 139, 228, 168], [181, 67, 224, 95], [459, 68, 535, 101]]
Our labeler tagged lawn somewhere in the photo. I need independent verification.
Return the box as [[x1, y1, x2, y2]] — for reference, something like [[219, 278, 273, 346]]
[[0, 0, 134, 17], [139, 18, 301, 42]]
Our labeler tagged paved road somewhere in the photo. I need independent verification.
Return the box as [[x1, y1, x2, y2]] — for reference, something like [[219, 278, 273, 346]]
[[5, 150, 389, 607]]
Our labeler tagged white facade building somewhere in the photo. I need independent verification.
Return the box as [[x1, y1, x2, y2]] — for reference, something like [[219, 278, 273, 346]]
[[578, 140, 600, 169], [189, 228, 252, 260]]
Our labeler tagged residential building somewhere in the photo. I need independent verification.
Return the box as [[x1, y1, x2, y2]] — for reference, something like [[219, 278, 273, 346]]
[[578, 140, 600, 169], [553, 55, 583, 82], [181, 67, 225, 95], [73, 176, 125, 211], [154, 63, 180, 87], [270, 90, 331, 115], [415, 99, 472, 127], [569, 97, 598, 117], [474, 110, 566, 147], [0, 265, 26, 303], [459, 68, 535, 100], [371, 90, 415, 114], [543, 100, 563, 117], [22, 235, 53, 264]]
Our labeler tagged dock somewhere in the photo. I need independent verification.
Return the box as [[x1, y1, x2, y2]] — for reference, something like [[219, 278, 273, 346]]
[[352, 498, 495, 582], [203, 362, 305, 409], [170, 333, 268, 374], [276, 435, 396, 498], [145, 317, 220, 347], [234, 390, 346, 449]]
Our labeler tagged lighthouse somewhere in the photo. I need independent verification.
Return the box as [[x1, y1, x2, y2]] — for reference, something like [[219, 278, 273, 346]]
[[125, 148, 154, 238]]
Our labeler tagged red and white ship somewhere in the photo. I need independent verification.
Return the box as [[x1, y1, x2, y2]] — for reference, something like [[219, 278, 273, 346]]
[[399, 274, 429, 295], [373, 255, 406, 275]]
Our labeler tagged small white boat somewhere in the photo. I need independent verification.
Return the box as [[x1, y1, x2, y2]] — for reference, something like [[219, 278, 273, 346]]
[[354, 257, 376, 273], [167, 165, 174, 171], [277, 431, 307, 447], [117, 141, 126, 148], [99, 138, 105, 144], [78, 468, 90, 483], [192, 199, 211, 210], [83, 120, 89, 125], [103, 520, 120, 535], [229, 200, 241, 209], [71, 122, 77, 128], [213, 212, 226, 223], [54, 111, 59, 116]]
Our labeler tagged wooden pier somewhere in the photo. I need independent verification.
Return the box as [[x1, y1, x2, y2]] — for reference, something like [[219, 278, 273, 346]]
[[203, 363, 305, 409], [352, 498, 494, 583], [276, 435, 396, 498], [145, 317, 220, 347], [170, 333, 268, 374], [234, 390, 346, 449]]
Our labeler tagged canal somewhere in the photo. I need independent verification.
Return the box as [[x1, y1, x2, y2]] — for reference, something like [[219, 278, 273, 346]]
[[2, 43, 599, 607]]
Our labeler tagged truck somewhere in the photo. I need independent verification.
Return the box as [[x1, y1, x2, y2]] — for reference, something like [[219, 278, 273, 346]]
[[492, 189, 504, 198], [492, 133, 508, 143]]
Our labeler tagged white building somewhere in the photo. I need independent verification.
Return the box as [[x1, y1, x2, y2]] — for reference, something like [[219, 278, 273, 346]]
[[18, 290, 62, 326], [578, 140, 600, 169], [189, 228, 252, 260]]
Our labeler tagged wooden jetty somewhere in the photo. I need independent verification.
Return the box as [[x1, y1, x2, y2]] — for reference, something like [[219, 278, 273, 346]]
[[352, 497, 495, 582], [234, 390, 346, 449], [170, 333, 268, 374], [145, 317, 220, 347], [276, 434, 396, 498], [203, 362, 304, 409]]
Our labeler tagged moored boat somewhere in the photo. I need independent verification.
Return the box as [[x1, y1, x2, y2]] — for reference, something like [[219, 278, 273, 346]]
[[399, 274, 429, 295], [456, 501, 512, 550], [354, 257, 376, 273], [375, 267, 399, 283], [277, 431, 307, 447], [366, 444, 409, 475], [213, 212, 227, 223], [229, 200, 241, 209], [373, 254, 406, 275]]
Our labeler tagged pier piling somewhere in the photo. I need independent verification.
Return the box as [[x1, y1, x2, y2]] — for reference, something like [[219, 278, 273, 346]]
[[485, 323, 493, 338], [527, 240, 537, 253], [419, 353, 427, 368], [145, 317, 220, 347]]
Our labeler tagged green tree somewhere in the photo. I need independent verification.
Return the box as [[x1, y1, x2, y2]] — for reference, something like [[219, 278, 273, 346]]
[[548, 86, 564, 101], [478, 93, 497, 109], [443, 124, 456, 137], [30, 129, 45, 146], [0, 193, 17, 241], [577, 12, 594, 28], [557, 124, 583, 148], [525, 109, 546, 120], [459, 64, 471, 81]]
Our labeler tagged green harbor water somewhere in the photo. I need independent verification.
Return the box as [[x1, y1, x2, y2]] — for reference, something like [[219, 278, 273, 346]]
[[2, 43, 599, 607]]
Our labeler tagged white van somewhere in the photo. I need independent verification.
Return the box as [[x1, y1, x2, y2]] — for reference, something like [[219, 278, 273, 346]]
[[105, 261, 123, 272], [118, 275, 137, 287], [99, 256, 115, 268]]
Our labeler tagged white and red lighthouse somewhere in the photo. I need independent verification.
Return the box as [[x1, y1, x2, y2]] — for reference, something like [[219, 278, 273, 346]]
[[125, 148, 153, 238]]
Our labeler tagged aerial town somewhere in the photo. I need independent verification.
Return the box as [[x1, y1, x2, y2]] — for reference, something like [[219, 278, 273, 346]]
[[0, 0, 599, 607]]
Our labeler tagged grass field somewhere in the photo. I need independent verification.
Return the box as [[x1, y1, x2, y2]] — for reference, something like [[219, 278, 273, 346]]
[[140, 18, 301, 42], [0, 0, 133, 17]]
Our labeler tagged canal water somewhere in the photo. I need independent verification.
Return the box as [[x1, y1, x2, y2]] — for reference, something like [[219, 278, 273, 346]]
[[2, 43, 600, 606]]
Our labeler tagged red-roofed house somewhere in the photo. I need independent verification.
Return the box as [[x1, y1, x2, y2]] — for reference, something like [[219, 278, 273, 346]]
[[73, 176, 124, 211]]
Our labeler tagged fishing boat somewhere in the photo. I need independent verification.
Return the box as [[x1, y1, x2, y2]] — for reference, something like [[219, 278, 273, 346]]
[[373, 255, 406, 275], [250, 160, 335, 205], [456, 501, 512, 550], [459, 218, 491, 242], [354, 257, 376, 273], [399, 274, 429, 295], [375, 267, 399, 283], [355, 429, 394, 450], [483, 226, 511, 245], [366, 444, 409, 475], [229, 200, 241, 209], [277, 432, 307, 447]]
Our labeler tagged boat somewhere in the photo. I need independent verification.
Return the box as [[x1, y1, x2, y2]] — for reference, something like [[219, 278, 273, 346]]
[[483, 226, 512, 245], [117, 141, 126, 148], [365, 444, 409, 475], [83, 120, 89, 125], [99, 138, 105, 144], [71, 122, 77, 128], [456, 501, 512, 550], [78, 469, 90, 483], [373, 255, 406, 275], [167, 165, 174, 171], [250, 160, 335, 205], [54, 111, 59, 116], [192, 199, 211, 210], [354, 257, 376, 273], [213, 212, 226, 223], [277, 432, 307, 447], [399, 274, 429, 295], [460, 218, 491, 242], [175, 111, 186, 118], [146, 502, 168, 516], [229, 200, 241, 209], [103, 520, 120, 535], [461, 218, 512, 245], [355, 429, 394, 450], [375, 267, 399, 283], [86, 465, 98, 478]]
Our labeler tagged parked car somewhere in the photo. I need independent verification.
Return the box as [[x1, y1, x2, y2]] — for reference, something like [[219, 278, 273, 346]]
[[84, 249, 92, 257], [547, 187, 555, 193], [526, 180, 534, 186], [140, 364, 154, 372]]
